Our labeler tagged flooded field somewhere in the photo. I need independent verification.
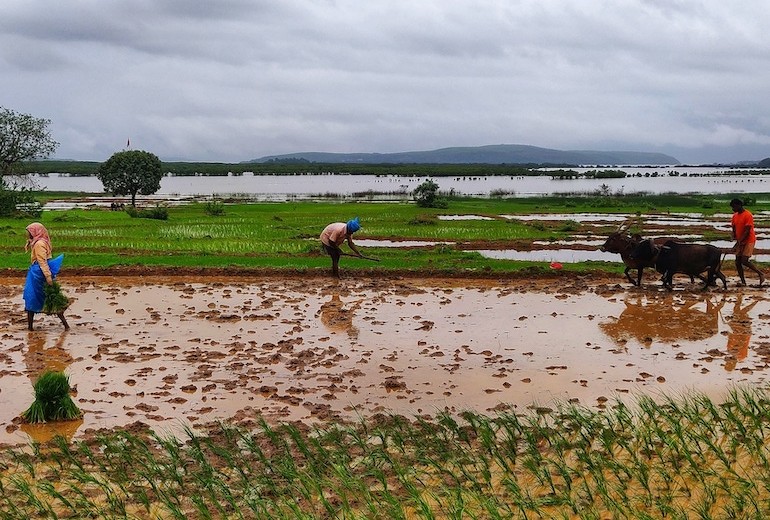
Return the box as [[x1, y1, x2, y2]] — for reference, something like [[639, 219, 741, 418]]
[[359, 211, 770, 262], [20, 168, 770, 198], [1, 274, 768, 447]]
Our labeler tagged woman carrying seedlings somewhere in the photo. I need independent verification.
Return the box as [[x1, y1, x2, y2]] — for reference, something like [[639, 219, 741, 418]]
[[320, 217, 363, 278], [23, 222, 69, 330]]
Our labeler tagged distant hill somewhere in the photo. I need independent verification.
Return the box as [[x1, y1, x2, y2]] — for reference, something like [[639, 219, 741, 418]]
[[250, 144, 679, 166]]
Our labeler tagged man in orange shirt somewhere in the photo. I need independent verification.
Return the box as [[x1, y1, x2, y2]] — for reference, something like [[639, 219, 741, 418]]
[[730, 198, 765, 287]]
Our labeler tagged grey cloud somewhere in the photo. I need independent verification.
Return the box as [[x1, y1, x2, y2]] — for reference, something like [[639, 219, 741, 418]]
[[2, 0, 770, 163]]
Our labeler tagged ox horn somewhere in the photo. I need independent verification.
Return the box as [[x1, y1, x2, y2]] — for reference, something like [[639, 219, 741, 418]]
[[616, 219, 632, 233]]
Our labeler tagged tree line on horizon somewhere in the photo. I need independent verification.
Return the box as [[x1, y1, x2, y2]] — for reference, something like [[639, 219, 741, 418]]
[[22, 160, 541, 177]]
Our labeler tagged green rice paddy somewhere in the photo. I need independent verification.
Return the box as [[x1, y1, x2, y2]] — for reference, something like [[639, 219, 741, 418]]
[[3, 389, 770, 518], [1, 193, 762, 274]]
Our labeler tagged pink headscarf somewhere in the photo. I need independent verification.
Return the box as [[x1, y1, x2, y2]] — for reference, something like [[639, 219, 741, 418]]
[[25, 222, 51, 253]]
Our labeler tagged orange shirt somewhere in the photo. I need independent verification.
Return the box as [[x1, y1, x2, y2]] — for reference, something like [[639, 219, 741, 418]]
[[732, 209, 756, 244]]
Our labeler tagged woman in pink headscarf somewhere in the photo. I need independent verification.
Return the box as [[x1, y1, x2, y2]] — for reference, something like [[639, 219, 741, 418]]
[[23, 222, 69, 330]]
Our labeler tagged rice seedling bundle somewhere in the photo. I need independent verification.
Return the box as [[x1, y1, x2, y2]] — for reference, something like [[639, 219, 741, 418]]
[[21, 371, 82, 424], [42, 282, 69, 314]]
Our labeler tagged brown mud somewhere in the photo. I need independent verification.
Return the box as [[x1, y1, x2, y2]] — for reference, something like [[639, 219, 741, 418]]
[[1, 268, 769, 447]]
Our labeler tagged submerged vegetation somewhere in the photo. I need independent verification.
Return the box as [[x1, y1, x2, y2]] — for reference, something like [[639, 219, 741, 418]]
[[3, 389, 770, 518]]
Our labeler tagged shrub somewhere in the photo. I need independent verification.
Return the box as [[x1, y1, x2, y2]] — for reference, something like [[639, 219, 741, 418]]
[[413, 180, 448, 208], [0, 180, 41, 217], [204, 199, 225, 216], [126, 205, 168, 220], [489, 189, 516, 198], [559, 220, 581, 232], [409, 214, 438, 225]]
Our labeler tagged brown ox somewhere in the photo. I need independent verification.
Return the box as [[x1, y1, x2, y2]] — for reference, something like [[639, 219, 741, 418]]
[[631, 239, 727, 291], [600, 222, 695, 286]]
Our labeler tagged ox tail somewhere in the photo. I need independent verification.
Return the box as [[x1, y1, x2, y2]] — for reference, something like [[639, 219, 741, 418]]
[[717, 250, 728, 276], [718, 251, 728, 269]]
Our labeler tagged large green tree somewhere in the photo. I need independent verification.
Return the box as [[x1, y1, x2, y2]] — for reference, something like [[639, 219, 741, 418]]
[[97, 150, 163, 206], [0, 107, 59, 176]]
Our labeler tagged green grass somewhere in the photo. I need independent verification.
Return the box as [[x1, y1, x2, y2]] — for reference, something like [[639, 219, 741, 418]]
[[0, 200, 558, 271], [3, 193, 764, 273], [3, 389, 770, 518]]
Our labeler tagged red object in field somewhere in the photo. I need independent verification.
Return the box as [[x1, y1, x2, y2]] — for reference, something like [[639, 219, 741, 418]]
[[550, 262, 563, 270]]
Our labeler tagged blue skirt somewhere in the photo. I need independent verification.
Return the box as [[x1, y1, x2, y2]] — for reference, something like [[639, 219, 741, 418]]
[[23, 254, 64, 313]]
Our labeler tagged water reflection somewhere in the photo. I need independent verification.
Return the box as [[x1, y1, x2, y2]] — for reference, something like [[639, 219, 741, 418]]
[[21, 330, 82, 443], [24, 330, 73, 379], [723, 294, 759, 372], [20, 418, 84, 444], [600, 295, 725, 346], [318, 293, 362, 340]]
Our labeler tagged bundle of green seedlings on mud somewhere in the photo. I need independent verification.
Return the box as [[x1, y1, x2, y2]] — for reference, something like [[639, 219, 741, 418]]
[[42, 281, 69, 314], [3, 389, 770, 518], [20, 371, 81, 424]]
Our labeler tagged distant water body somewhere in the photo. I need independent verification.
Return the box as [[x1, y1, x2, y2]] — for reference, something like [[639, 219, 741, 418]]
[[17, 167, 770, 199]]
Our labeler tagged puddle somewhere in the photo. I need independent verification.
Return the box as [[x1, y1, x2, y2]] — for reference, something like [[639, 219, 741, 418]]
[[533, 239, 607, 247], [480, 244, 770, 263], [499, 213, 769, 238], [710, 239, 770, 250], [437, 215, 495, 221], [355, 239, 453, 248], [502, 213, 631, 222], [478, 249, 620, 262], [1, 276, 769, 445]]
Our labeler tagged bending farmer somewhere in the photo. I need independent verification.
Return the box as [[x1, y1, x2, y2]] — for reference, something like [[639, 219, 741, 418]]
[[320, 217, 363, 278]]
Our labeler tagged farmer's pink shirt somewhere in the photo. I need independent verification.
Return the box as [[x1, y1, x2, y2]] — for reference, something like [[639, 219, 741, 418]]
[[320, 222, 348, 247]]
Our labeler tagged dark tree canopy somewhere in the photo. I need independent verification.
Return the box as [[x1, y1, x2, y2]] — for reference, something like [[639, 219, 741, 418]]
[[413, 179, 447, 208], [97, 150, 163, 206], [0, 107, 59, 176]]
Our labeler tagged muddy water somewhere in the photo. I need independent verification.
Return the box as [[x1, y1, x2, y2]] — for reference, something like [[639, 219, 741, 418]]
[[1, 276, 769, 446]]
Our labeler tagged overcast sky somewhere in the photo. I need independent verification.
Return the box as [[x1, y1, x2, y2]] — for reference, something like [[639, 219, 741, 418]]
[[2, 1, 769, 164]]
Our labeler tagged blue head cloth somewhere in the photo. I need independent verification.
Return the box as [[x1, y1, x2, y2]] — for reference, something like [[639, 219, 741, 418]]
[[346, 217, 361, 234]]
